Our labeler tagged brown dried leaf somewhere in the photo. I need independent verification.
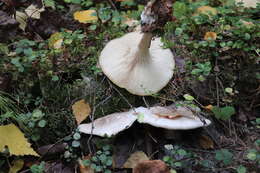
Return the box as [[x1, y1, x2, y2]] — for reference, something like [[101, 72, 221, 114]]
[[199, 135, 214, 149], [78, 158, 94, 173], [133, 160, 170, 173], [123, 151, 149, 169], [72, 99, 91, 125], [9, 159, 24, 173]]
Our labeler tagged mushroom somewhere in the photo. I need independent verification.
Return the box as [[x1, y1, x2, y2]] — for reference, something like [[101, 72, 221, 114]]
[[78, 105, 211, 137], [99, 32, 175, 96], [137, 105, 211, 130], [78, 107, 145, 137], [235, 0, 258, 8]]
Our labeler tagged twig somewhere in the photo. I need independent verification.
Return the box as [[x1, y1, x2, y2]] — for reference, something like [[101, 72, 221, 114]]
[[107, 0, 117, 10], [142, 96, 150, 108], [108, 80, 136, 112]]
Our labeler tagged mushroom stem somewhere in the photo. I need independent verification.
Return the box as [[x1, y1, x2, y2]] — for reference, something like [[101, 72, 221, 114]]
[[136, 33, 153, 62], [138, 33, 153, 50]]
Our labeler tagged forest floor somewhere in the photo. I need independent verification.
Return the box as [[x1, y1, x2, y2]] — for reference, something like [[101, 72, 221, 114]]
[[0, 0, 259, 173]]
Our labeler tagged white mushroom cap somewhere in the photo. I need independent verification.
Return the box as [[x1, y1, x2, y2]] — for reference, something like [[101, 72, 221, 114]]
[[235, 0, 258, 8], [99, 32, 175, 96], [136, 105, 211, 130], [78, 105, 211, 137], [78, 108, 139, 137]]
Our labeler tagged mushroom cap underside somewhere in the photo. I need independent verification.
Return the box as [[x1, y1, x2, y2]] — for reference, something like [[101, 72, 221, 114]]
[[99, 32, 175, 96]]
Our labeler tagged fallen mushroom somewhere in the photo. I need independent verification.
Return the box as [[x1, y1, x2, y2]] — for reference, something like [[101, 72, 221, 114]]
[[235, 0, 258, 8], [78, 105, 211, 137], [78, 107, 144, 137], [99, 31, 175, 96], [137, 105, 211, 130]]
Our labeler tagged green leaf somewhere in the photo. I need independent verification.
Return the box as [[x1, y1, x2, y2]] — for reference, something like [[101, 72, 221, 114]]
[[0, 43, 8, 54], [215, 149, 233, 165], [137, 113, 145, 122], [163, 156, 171, 162], [175, 28, 183, 36], [247, 150, 257, 160], [51, 75, 59, 81], [72, 140, 80, 148], [212, 106, 235, 120], [105, 159, 112, 166], [44, 0, 56, 9], [244, 33, 250, 40], [82, 159, 91, 166], [32, 109, 44, 119], [174, 162, 182, 167], [221, 106, 235, 120], [191, 68, 203, 75], [38, 120, 46, 128], [73, 132, 81, 140], [236, 165, 246, 173], [225, 88, 233, 94], [173, 2, 188, 19], [177, 149, 187, 156], [183, 94, 195, 101]]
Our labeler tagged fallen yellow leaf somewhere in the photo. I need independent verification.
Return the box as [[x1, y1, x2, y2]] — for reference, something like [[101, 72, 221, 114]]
[[0, 124, 39, 156], [48, 32, 63, 49], [123, 151, 149, 168], [72, 99, 91, 125], [73, 10, 98, 24], [9, 159, 24, 173], [204, 32, 217, 40], [194, 6, 217, 17]]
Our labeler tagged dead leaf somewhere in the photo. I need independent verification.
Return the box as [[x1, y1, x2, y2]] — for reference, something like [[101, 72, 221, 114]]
[[73, 10, 98, 23], [204, 32, 217, 40], [122, 17, 139, 27], [78, 158, 94, 173], [123, 151, 149, 168], [15, 11, 27, 31], [194, 6, 217, 17], [25, 4, 45, 19], [133, 160, 170, 173], [48, 32, 63, 49], [0, 124, 39, 156], [204, 105, 213, 111], [72, 99, 91, 125], [199, 135, 214, 149], [9, 159, 24, 173]]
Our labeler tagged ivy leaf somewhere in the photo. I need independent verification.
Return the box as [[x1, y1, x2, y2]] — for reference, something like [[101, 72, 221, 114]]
[[215, 149, 233, 165], [212, 106, 235, 120], [183, 94, 195, 101], [236, 165, 247, 173]]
